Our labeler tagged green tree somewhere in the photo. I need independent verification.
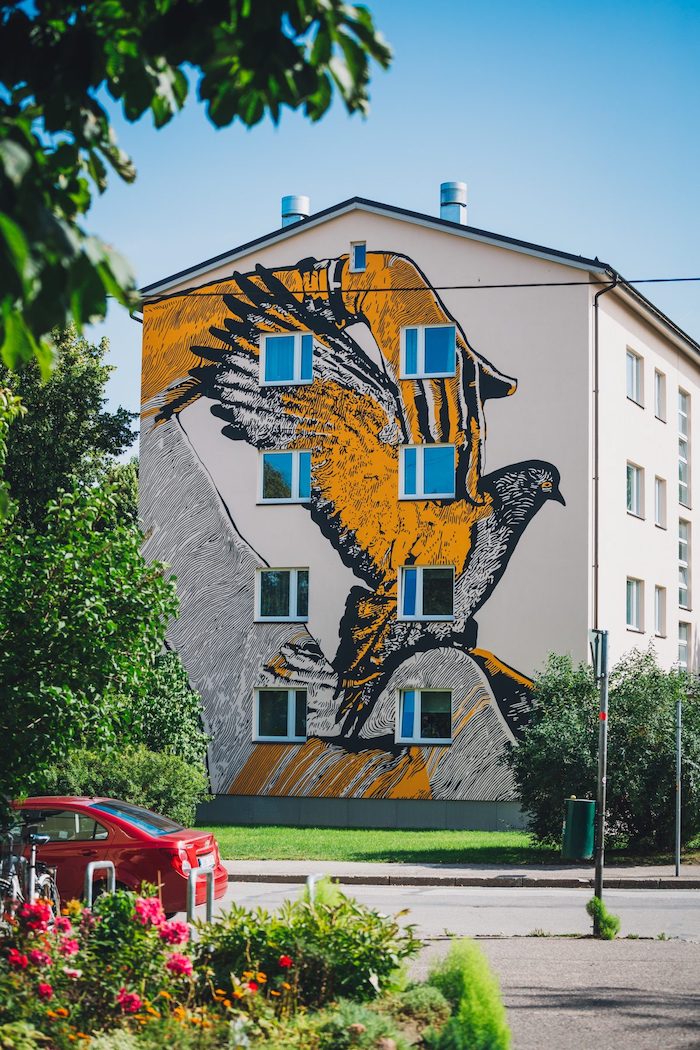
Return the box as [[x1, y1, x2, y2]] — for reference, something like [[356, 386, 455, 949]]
[[1, 325, 135, 526], [0, 480, 178, 814], [0, 1, 391, 372], [124, 651, 209, 765], [507, 649, 700, 851], [0, 384, 24, 518]]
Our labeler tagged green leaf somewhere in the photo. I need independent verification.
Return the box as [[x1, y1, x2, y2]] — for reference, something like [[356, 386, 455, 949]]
[[0, 213, 30, 291], [0, 140, 32, 185]]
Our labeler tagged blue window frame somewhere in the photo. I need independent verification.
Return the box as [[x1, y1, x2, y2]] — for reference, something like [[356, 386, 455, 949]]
[[401, 325, 456, 378], [400, 445, 455, 499], [262, 333, 313, 385], [260, 451, 312, 502]]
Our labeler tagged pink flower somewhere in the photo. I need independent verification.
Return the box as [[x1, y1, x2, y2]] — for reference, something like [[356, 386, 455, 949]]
[[54, 916, 72, 934], [63, 968, 82, 980], [28, 948, 52, 967], [165, 953, 193, 977], [58, 938, 79, 957], [158, 920, 190, 946], [8, 948, 28, 969], [19, 901, 52, 933], [116, 987, 142, 1014], [133, 897, 165, 927], [38, 982, 53, 1000], [278, 955, 293, 969]]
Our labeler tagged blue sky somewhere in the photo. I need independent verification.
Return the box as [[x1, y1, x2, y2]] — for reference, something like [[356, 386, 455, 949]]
[[87, 0, 700, 429]]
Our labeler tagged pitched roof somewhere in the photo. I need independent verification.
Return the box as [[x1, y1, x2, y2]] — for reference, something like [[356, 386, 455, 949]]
[[140, 196, 699, 359]]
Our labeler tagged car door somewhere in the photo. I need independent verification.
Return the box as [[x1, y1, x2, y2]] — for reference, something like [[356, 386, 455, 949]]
[[20, 808, 113, 902]]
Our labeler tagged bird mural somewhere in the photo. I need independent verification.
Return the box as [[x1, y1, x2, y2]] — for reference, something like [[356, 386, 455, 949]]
[[147, 251, 565, 758]]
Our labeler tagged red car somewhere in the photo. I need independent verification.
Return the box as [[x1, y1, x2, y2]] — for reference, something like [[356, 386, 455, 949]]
[[11, 797, 228, 915]]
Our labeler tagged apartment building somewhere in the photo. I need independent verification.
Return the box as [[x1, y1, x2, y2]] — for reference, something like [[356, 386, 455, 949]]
[[139, 186, 698, 828]]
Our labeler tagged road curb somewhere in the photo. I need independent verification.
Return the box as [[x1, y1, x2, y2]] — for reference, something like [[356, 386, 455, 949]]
[[226, 872, 700, 890]]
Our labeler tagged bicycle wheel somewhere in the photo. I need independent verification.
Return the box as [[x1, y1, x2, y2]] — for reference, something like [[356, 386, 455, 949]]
[[36, 872, 61, 920]]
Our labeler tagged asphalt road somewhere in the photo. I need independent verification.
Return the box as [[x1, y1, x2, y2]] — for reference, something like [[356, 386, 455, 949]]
[[185, 882, 700, 1049]]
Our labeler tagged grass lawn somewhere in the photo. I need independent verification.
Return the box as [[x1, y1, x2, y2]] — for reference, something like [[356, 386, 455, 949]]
[[201, 825, 700, 866]]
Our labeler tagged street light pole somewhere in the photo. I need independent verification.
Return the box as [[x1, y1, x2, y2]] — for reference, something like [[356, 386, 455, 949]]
[[592, 629, 609, 935], [675, 691, 682, 877]]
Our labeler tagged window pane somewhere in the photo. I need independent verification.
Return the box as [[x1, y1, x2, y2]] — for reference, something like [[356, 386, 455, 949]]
[[400, 691, 415, 739], [404, 329, 418, 376], [403, 447, 417, 494], [679, 566, 689, 606], [420, 691, 451, 739], [296, 570, 309, 618], [424, 327, 455, 375], [265, 336, 295, 382], [300, 335, 313, 381], [294, 691, 307, 738], [260, 571, 290, 617], [402, 568, 418, 616], [262, 453, 293, 499], [297, 452, 311, 499], [423, 446, 454, 496], [258, 691, 289, 737], [352, 243, 366, 270], [422, 568, 453, 616], [679, 391, 689, 436]]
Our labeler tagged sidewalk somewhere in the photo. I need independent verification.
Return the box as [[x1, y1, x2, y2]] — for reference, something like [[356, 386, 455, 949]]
[[223, 859, 700, 889]]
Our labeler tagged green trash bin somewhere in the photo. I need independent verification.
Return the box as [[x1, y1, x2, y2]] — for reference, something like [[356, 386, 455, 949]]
[[561, 797, 595, 860]]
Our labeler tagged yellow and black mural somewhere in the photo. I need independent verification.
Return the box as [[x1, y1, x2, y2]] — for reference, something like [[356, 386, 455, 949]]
[[141, 251, 564, 802]]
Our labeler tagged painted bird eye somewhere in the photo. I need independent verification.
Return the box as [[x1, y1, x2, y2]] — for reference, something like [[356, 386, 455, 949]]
[[541, 481, 552, 490]]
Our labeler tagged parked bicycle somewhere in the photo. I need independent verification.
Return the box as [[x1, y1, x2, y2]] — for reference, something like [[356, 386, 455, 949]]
[[0, 823, 60, 930]]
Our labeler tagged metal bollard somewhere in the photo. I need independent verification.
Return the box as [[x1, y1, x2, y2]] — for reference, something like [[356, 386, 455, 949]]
[[84, 861, 116, 908], [186, 868, 214, 924], [306, 872, 326, 904]]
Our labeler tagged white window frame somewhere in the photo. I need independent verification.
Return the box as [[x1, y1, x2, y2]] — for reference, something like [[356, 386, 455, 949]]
[[253, 688, 307, 743], [349, 241, 366, 272], [679, 389, 690, 438], [259, 450, 312, 504], [400, 324, 457, 379], [399, 444, 456, 499], [654, 369, 666, 421], [398, 566, 455, 621], [654, 585, 666, 638], [395, 689, 452, 745], [654, 477, 667, 529], [260, 332, 313, 387], [678, 622, 690, 671], [679, 520, 690, 611], [626, 577, 643, 631], [626, 462, 644, 518], [255, 568, 309, 622], [679, 390, 690, 507], [626, 349, 643, 405]]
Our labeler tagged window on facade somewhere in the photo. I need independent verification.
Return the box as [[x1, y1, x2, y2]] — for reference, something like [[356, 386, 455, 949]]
[[256, 569, 309, 621], [654, 477, 667, 528], [255, 689, 307, 741], [397, 689, 452, 743], [654, 370, 667, 421], [260, 451, 311, 502], [626, 577, 643, 631], [679, 623, 690, 670], [401, 325, 456, 378], [626, 462, 643, 517], [654, 586, 666, 637], [350, 241, 366, 272], [626, 349, 643, 405], [400, 445, 455, 499], [679, 520, 690, 610], [679, 389, 690, 507], [399, 566, 454, 620], [261, 333, 313, 385]]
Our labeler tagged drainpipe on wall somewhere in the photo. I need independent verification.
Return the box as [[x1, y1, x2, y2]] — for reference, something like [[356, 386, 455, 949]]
[[592, 270, 619, 631]]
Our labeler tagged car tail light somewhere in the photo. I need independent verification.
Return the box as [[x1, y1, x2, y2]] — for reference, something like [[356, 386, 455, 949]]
[[170, 845, 192, 875]]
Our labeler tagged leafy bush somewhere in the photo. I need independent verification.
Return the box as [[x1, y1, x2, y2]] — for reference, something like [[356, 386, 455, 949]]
[[389, 984, 451, 1029], [123, 653, 209, 766], [586, 897, 621, 940], [0, 1022, 49, 1050], [507, 650, 700, 850], [40, 746, 210, 827], [196, 886, 422, 1008], [426, 940, 510, 1050], [316, 999, 408, 1049]]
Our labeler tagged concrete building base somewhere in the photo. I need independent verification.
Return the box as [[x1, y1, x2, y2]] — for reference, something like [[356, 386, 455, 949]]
[[196, 795, 526, 831]]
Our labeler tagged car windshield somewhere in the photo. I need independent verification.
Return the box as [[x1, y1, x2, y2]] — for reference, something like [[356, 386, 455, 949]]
[[91, 801, 184, 836]]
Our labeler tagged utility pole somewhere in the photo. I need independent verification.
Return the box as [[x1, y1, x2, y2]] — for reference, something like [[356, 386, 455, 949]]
[[675, 690, 682, 877], [590, 629, 609, 935]]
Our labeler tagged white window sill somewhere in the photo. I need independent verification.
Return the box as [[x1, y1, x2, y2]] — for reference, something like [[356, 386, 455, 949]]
[[396, 738, 452, 746], [654, 522, 667, 531], [399, 493, 455, 501], [257, 499, 310, 506], [626, 626, 645, 634], [254, 737, 307, 744], [627, 396, 644, 409], [626, 511, 645, 520], [259, 378, 313, 387], [255, 617, 309, 623], [655, 414, 667, 423], [398, 615, 455, 623], [400, 372, 456, 381]]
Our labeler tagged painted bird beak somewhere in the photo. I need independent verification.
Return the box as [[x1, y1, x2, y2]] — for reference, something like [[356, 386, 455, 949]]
[[551, 488, 566, 506]]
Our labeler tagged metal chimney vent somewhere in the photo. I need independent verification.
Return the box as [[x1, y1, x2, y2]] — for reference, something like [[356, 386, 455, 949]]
[[440, 181, 468, 225], [281, 195, 310, 227]]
